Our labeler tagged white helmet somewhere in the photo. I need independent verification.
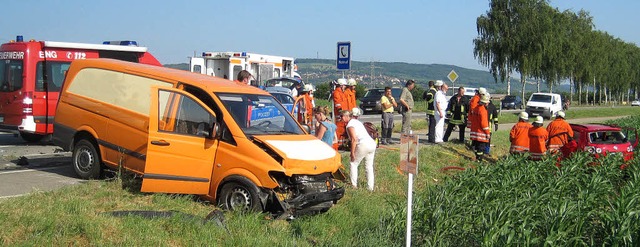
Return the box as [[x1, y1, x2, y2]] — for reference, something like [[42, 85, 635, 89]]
[[556, 111, 565, 118], [478, 87, 487, 95], [434, 80, 444, 87], [348, 78, 357, 86], [518, 111, 529, 120], [535, 116, 544, 124], [351, 107, 362, 117], [480, 93, 491, 104], [337, 78, 347, 85], [303, 84, 314, 92]]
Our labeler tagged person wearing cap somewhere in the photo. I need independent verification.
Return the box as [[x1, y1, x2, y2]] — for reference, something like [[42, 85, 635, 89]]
[[444, 86, 469, 142], [399, 80, 415, 134], [332, 79, 349, 149], [341, 109, 377, 191], [380, 87, 398, 145], [470, 94, 491, 161], [345, 79, 358, 113], [422, 80, 437, 143], [314, 105, 338, 149], [510, 112, 532, 154], [529, 116, 549, 161], [434, 81, 448, 143], [546, 111, 573, 153]]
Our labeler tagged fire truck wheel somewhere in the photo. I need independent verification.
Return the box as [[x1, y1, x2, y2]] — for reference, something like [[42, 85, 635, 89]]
[[217, 179, 262, 212], [73, 139, 102, 179], [20, 132, 44, 143]]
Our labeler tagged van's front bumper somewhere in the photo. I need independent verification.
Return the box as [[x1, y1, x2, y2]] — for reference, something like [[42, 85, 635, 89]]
[[270, 172, 345, 218]]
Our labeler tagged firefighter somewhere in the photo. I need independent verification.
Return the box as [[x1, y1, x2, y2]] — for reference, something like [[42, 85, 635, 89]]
[[470, 94, 491, 161], [423, 80, 437, 143], [443, 86, 469, 142], [466, 87, 486, 128], [296, 84, 315, 125], [345, 78, 358, 111], [510, 112, 532, 154], [485, 93, 499, 155], [332, 79, 349, 149], [529, 116, 549, 161], [546, 111, 573, 153]]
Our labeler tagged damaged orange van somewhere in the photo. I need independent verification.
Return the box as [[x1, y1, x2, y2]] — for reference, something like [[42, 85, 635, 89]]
[[53, 59, 344, 217]]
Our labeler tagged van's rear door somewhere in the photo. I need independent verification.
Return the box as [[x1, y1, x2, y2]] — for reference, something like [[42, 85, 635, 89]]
[[141, 86, 217, 195]]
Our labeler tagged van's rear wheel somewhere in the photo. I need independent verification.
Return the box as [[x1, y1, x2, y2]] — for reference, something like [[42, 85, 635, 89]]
[[73, 139, 101, 179], [217, 179, 262, 212], [20, 132, 44, 143]]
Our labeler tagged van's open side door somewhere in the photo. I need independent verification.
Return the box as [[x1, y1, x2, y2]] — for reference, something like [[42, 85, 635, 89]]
[[141, 86, 217, 195]]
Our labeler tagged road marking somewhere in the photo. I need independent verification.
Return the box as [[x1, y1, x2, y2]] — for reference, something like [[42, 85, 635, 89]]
[[0, 165, 68, 175], [0, 194, 26, 199]]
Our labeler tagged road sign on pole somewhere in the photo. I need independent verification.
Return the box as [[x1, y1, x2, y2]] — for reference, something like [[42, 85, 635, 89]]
[[447, 70, 458, 88], [336, 41, 351, 70]]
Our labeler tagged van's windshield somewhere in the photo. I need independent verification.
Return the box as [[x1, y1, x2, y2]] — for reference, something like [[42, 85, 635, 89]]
[[218, 93, 304, 136], [529, 94, 552, 103]]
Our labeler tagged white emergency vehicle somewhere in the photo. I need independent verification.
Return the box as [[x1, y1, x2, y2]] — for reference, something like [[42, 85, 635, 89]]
[[189, 52, 296, 86]]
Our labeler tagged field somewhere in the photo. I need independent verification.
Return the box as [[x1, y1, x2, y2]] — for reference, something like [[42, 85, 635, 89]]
[[1, 112, 640, 245]]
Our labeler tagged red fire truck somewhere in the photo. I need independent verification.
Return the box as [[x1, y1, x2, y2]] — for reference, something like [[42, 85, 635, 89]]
[[0, 35, 162, 142]]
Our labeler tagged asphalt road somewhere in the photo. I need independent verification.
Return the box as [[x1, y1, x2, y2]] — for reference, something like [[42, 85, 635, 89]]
[[0, 133, 78, 200]]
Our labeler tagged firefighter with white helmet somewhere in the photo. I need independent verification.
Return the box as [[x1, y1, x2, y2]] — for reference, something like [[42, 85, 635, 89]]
[[333, 78, 349, 149], [529, 116, 549, 160], [510, 111, 532, 154], [296, 83, 315, 125]]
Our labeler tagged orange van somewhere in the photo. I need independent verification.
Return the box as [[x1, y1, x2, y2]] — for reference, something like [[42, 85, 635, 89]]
[[53, 59, 344, 217]]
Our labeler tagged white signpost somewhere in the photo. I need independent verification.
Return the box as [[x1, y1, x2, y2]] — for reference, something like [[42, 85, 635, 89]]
[[400, 133, 419, 246]]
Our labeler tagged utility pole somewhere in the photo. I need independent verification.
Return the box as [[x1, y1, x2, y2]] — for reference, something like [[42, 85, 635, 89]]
[[370, 59, 375, 88]]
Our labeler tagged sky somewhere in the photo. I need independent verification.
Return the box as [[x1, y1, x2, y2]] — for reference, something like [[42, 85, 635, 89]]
[[3, 0, 640, 71]]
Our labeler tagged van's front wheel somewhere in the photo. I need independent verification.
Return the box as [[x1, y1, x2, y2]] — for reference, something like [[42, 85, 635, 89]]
[[217, 179, 262, 212], [73, 139, 102, 179]]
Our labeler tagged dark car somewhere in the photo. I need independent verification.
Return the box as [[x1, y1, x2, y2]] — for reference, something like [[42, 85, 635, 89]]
[[359, 88, 402, 114], [501, 95, 523, 110]]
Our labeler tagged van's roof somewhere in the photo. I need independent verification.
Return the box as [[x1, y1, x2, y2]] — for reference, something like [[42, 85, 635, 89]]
[[66, 58, 268, 95]]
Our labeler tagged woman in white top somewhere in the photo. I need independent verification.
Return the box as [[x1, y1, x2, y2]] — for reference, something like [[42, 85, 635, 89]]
[[341, 110, 377, 191]]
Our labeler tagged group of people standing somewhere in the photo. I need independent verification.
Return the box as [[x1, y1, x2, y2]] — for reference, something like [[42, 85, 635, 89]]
[[509, 111, 573, 160]]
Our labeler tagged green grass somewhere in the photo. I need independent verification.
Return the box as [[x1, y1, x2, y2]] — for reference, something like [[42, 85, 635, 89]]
[[1, 112, 639, 245], [498, 105, 640, 123]]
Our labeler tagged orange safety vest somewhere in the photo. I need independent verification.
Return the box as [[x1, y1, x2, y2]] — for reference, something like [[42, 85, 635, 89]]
[[467, 94, 480, 127], [333, 88, 348, 113], [529, 126, 549, 160], [510, 121, 532, 153], [470, 104, 490, 143], [344, 88, 357, 110], [547, 118, 573, 151]]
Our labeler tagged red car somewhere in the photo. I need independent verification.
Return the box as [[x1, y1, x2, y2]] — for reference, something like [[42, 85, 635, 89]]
[[566, 124, 638, 162]]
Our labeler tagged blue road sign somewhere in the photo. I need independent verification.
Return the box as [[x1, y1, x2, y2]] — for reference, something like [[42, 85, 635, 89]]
[[336, 41, 351, 70]]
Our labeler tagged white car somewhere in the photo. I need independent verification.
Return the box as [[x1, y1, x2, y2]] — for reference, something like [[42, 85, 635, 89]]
[[632, 99, 640, 106]]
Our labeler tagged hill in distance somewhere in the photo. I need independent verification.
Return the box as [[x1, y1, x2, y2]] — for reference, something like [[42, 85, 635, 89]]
[[164, 58, 566, 94]]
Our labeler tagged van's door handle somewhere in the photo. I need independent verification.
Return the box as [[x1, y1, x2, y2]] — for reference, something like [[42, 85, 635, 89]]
[[150, 140, 170, 146]]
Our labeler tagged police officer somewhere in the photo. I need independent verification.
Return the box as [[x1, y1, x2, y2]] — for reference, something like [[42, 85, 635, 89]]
[[423, 80, 437, 143], [443, 86, 469, 142]]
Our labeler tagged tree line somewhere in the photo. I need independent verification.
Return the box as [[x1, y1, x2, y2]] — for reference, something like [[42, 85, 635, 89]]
[[474, 0, 640, 105]]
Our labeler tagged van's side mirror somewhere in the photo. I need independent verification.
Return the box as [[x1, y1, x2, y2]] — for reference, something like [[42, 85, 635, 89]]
[[197, 122, 217, 139], [553, 100, 557, 104]]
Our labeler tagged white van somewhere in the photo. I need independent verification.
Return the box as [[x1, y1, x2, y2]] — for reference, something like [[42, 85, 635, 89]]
[[525, 93, 562, 119]]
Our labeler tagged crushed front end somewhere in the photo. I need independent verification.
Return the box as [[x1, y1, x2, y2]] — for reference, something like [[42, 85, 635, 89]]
[[268, 172, 344, 219]]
